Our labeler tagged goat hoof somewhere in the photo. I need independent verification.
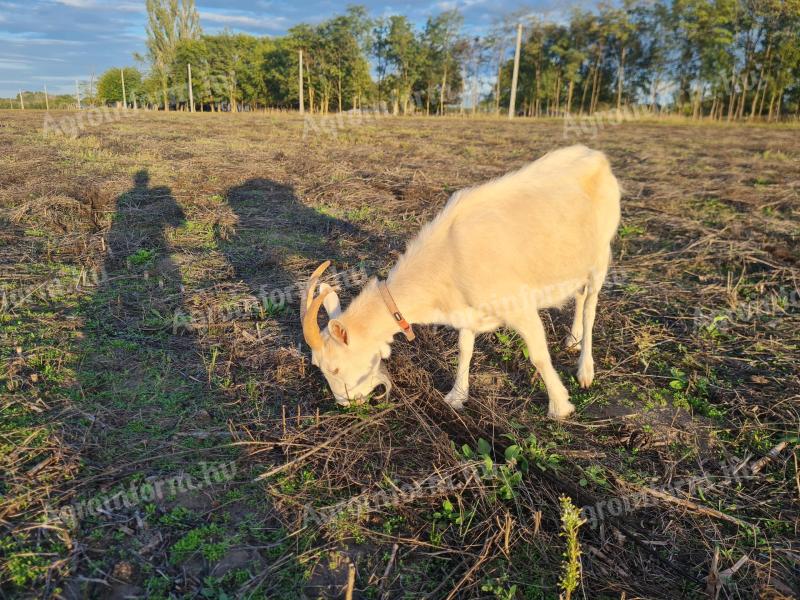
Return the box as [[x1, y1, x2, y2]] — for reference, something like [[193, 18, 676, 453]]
[[444, 390, 467, 411], [548, 400, 576, 420], [577, 363, 594, 388], [564, 334, 582, 353]]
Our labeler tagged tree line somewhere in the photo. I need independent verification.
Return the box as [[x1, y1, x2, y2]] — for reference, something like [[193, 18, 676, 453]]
[[5, 0, 799, 120]]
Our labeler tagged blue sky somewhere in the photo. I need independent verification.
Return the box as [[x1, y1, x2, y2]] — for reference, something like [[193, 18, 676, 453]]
[[0, 0, 583, 98]]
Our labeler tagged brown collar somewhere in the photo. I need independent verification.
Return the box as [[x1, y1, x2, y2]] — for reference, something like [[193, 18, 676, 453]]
[[378, 280, 415, 341]]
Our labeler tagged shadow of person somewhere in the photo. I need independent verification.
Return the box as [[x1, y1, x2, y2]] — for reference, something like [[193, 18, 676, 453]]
[[79, 169, 207, 447], [216, 178, 371, 349], [63, 170, 238, 597], [105, 170, 186, 280]]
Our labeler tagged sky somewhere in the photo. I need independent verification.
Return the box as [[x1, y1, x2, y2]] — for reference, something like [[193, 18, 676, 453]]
[[0, 0, 585, 98]]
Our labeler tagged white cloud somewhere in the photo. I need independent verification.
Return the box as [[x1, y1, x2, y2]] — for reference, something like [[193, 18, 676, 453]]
[[0, 58, 30, 69], [54, 0, 144, 12], [54, 0, 96, 7], [0, 33, 82, 45], [199, 11, 287, 31], [31, 74, 89, 81]]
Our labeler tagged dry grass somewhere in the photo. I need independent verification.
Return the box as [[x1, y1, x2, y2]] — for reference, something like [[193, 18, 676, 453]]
[[0, 109, 798, 599]]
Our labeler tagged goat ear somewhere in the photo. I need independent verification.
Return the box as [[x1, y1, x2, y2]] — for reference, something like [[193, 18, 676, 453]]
[[319, 283, 342, 318], [328, 319, 348, 345]]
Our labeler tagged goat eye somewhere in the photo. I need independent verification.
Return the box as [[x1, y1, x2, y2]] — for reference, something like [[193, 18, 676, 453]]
[[331, 368, 339, 375]]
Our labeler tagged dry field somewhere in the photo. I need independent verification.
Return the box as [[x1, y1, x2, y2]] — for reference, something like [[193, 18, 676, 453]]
[[1, 110, 798, 599]]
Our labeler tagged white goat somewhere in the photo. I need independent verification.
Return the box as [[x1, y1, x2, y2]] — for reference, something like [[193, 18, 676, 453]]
[[301, 145, 621, 419]]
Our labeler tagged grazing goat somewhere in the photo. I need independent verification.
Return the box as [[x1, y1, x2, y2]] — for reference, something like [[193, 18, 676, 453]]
[[301, 145, 621, 419]]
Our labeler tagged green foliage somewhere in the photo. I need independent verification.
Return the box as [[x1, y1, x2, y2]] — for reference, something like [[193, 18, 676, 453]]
[[481, 574, 518, 600], [525, 433, 562, 471], [96, 67, 143, 104], [558, 495, 585, 600], [127, 248, 156, 266], [170, 524, 231, 564]]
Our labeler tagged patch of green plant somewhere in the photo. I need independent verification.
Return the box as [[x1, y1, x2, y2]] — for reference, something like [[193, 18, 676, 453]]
[[579, 464, 608, 488], [430, 498, 476, 544], [459, 438, 525, 501], [127, 248, 156, 266], [558, 495, 585, 600], [159, 506, 196, 528], [618, 224, 644, 238], [0, 534, 65, 588], [495, 330, 529, 363], [144, 574, 172, 599], [667, 368, 725, 419], [525, 433, 562, 471], [170, 524, 232, 564], [328, 509, 366, 544], [481, 573, 518, 600]]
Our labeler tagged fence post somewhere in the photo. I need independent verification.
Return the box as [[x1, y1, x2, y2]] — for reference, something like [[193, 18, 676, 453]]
[[44, 84, 49, 110], [188, 63, 195, 112], [18, 89, 25, 110], [508, 23, 522, 119], [121, 69, 127, 108], [298, 50, 305, 115], [76, 80, 81, 109]]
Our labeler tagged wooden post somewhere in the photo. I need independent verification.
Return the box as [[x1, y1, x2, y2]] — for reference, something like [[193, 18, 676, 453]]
[[76, 80, 81, 109], [44, 84, 49, 110], [18, 90, 24, 110], [508, 23, 522, 119], [298, 50, 305, 115], [187, 63, 195, 112], [120, 68, 127, 108]]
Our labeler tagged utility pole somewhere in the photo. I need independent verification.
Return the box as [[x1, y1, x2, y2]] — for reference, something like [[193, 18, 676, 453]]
[[18, 90, 24, 110], [508, 23, 522, 119], [76, 80, 81, 109], [120, 68, 127, 108], [44, 83, 49, 110], [298, 49, 304, 115], [187, 63, 195, 112], [472, 36, 479, 115]]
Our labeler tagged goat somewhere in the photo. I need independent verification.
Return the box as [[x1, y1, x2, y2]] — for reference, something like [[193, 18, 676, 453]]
[[300, 144, 621, 419]]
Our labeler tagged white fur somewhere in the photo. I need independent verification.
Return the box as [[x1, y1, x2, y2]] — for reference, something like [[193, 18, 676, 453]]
[[308, 145, 621, 418]]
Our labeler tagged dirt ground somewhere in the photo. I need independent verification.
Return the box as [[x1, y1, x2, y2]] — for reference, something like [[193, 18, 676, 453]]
[[1, 110, 798, 599]]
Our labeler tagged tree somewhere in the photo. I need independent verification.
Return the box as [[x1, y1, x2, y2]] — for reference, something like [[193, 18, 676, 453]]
[[97, 67, 143, 105], [385, 16, 422, 114], [143, 0, 201, 110]]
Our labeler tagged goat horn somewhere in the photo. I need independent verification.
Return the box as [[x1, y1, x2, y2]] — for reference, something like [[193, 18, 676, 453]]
[[301, 260, 331, 320], [302, 286, 332, 351]]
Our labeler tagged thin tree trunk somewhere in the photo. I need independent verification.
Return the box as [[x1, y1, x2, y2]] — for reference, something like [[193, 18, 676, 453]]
[[337, 71, 342, 112], [692, 82, 701, 119], [580, 66, 591, 115], [751, 42, 771, 118], [726, 72, 737, 121], [616, 46, 626, 111], [162, 82, 169, 112], [495, 60, 502, 115], [440, 63, 448, 116], [767, 84, 778, 122], [737, 72, 748, 119], [591, 66, 602, 114], [566, 79, 574, 115], [554, 74, 561, 115]]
